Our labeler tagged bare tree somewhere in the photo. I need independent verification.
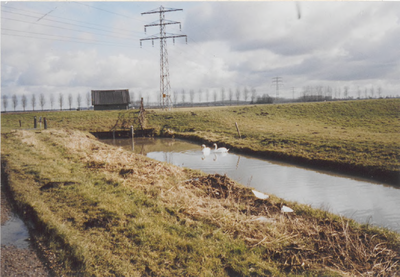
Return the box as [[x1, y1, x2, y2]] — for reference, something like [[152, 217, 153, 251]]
[[129, 91, 134, 106], [370, 87, 375, 98], [12, 94, 18, 111], [205, 89, 209, 103], [251, 88, 257, 103], [68, 93, 73, 110], [235, 88, 241, 104], [181, 89, 186, 104], [22, 94, 27, 111], [189, 89, 195, 106], [31, 94, 36, 111], [59, 93, 64, 111], [173, 91, 178, 105], [343, 86, 349, 99], [213, 90, 218, 104], [2, 95, 8, 112], [49, 94, 54, 110], [86, 91, 91, 108], [221, 88, 225, 104], [243, 87, 250, 102], [39, 93, 46, 111], [377, 87, 382, 98], [77, 93, 82, 109], [198, 89, 203, 103], [229, 89, 233, 105]]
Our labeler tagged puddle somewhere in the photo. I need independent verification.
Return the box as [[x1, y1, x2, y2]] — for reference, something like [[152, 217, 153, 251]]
[[1, 212, 30, 249]]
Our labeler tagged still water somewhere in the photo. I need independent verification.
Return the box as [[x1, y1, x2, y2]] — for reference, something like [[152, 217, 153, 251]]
[[1, 212, 30, 248], [104, 137, 400, 233]]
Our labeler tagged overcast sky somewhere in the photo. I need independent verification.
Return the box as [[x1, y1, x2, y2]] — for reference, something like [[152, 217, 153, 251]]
[[1, 1, 400, 110]]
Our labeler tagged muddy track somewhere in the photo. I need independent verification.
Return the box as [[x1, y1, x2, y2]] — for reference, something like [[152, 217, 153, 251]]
[[1, 161, 60, 277]]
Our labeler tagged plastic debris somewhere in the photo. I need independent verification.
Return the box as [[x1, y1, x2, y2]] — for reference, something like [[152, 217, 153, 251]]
[[252, 190, 269, 200], [253, 216, 276, 224], [281, 205, 294, 213]]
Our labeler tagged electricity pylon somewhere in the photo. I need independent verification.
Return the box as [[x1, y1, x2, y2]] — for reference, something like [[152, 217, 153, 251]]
[[272, 77, 283, 100], [140, 6, 187, 110]]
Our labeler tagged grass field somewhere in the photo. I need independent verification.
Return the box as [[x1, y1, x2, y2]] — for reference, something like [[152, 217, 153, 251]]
[[2, 99, 399, 184], [1, 128, 399, 276]]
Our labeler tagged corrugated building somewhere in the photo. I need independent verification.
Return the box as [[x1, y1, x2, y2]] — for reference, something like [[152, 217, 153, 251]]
[[91, 89, 130, 110]]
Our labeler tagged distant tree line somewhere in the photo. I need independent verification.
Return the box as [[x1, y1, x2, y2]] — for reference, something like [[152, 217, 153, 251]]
[[1, 85, 397, 112], [2, 92, 92, 112]]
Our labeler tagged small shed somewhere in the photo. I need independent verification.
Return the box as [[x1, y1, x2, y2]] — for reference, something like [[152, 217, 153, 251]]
[[91, 89, 130, 110]]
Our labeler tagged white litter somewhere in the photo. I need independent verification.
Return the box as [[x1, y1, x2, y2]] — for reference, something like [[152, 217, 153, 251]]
[[281, 205, 294, 213], [252, 190, 269, 200], [253, 216, 276, 224]]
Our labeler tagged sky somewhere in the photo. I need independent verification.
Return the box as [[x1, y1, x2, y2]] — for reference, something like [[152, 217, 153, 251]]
[[1, 1, 400, 110]]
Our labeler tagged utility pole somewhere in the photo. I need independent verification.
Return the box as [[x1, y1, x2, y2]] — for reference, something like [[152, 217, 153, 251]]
[[140, 6, 187, 110], [272, 77, 283, 100]]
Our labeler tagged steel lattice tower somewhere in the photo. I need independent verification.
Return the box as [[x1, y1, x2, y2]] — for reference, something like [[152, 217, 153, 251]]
[[272, 77, 283, 99], [140, 6, 187, 110]]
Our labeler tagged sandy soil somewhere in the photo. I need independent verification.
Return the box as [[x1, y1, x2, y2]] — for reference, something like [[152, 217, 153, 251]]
[[1, 190, 52, 277]]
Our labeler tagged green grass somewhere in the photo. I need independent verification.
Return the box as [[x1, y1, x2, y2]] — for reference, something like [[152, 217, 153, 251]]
[[1, 126, 399, 276], [2, 100, 399, 171]]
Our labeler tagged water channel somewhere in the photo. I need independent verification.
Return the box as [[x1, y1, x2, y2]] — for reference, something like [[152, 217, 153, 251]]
[[104, 137, 400, 233]]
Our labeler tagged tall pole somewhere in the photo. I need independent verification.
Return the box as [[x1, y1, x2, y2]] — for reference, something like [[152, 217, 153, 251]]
[[141, 6, 187, 110], [272, 77, 283, 100]]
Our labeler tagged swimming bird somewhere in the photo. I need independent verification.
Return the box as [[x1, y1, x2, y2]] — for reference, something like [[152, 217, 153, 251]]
[[201, 144, 211, 156], [213, 143, 229, 153]]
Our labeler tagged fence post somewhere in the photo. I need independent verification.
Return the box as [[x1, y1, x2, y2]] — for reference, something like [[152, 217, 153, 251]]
[[44, 117, 47, 129], [34, 116, 37, 129], [235, 122, 241, 139], [131, 126, 134, 151]]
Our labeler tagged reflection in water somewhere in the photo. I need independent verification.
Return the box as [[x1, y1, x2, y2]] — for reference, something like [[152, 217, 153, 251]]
[[102, 138, 400, 233]]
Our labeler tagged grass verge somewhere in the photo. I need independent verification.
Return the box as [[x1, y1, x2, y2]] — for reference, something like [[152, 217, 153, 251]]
[[2, 99, 399, 185], [1, 129, 399, 276]]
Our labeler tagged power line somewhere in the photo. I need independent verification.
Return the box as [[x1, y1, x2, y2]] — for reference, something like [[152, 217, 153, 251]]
[[1, 10, 137, 39], [1, 16, 136, 41], [71, 1, 136, 19], [1, 32, 133, 48], [1, 28, 133, 47], [2, 5, 137, 35]]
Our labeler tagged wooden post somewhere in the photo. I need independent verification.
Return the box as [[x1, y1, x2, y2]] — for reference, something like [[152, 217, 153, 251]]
[[131, 126, 134, 151], [44, 117, 47, 129], [235, 122, 241, 139], [34, 116, 37, 129], [19, 120, 22, 127]]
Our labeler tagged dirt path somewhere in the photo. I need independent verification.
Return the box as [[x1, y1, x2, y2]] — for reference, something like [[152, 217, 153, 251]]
[[1, 189, 52, 277]]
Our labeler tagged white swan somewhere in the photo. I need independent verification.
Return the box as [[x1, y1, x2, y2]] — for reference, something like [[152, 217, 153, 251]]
[[213, 143, 229, 153], [201, 144, 211, 156]]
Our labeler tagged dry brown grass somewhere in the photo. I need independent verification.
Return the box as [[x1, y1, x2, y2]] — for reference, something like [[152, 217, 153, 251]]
[[51, 129, 400, 275], [2, 128, 399, 276], [168, 174, 399, 276]]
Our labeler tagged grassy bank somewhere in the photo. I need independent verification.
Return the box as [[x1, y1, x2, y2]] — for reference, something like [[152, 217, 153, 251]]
[[1, 129, 399, 276], [2, 99, 399, 184]]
